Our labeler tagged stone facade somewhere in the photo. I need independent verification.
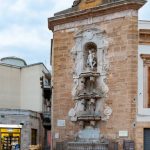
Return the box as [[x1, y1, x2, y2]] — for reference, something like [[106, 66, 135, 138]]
[[49, 0, 146, 149], [0, 109, 43, 150]]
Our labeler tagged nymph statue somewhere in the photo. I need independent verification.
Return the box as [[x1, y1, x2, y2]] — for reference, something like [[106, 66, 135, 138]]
[[87, 50, 97, 70]]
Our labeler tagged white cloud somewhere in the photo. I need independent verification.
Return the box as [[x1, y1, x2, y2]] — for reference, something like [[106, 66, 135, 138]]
[[0, 0, 74, 69], [0, 0, 149, 69], [0, 25, 48, 50]]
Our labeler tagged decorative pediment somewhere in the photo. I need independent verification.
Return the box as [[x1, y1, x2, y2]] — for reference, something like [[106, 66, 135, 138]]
[[75, 27, 105, 37], [139, 29, 150, 45], [74, 26, 108, 50], [69, 26, 111, 130], [72, 0, 103, 10]]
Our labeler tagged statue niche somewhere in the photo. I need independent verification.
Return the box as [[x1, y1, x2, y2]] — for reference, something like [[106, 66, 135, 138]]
[[84, 42, 97, 72], [69, 27, 112, 143]]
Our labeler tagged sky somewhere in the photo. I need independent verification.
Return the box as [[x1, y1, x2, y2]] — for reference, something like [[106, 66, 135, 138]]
[[0, 0, 149, 70]]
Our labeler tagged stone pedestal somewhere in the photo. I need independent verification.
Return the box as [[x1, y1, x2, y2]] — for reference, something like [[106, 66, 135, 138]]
[[67, 127, 108, 150], [77, 127, 100, 142]]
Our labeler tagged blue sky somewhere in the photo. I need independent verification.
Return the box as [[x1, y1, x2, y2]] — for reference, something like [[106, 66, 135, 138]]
[[0, 0, 149, 69]]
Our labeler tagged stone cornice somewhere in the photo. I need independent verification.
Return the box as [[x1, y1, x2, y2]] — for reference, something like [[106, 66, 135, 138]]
[[139, 29, 150, 35], [140, 54, 150, 65], [139, 29, 150, 45], [53, 10, 137, 31], [140, 54, 150, 60], [48, 0, 146, 31]]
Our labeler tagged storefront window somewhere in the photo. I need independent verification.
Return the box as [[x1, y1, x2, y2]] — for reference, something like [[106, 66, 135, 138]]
[[0, 128, 21, 150]]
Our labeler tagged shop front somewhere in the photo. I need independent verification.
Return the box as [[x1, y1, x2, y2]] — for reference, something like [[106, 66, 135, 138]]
[[0, 124, 22, 150], [0, 109, 43, 149]]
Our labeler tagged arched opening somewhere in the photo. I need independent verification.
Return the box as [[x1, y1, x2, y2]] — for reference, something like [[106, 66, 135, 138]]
[[84, 42, 97, 71]]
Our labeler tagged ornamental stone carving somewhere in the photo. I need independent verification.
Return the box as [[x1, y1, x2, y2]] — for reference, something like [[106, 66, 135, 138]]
[[72, 0, 81, 7], [101, 104, 112, 121], [69, 26, 111, 137]]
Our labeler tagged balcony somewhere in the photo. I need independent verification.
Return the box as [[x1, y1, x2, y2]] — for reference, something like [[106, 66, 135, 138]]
[[41, 111, 51, 129]]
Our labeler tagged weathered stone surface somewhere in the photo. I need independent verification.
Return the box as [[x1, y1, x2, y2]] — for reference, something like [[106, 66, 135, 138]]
[[77, 127, 100, 141], [49, 0, 145, 149]]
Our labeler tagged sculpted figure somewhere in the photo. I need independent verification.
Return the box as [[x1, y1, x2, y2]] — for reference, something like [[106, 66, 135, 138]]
[[101, 104, 112, 121], [68, 100, 85, 122], [87, 50, 96, 70], [72, 0, 81, 7], [99, 76, 109, 97]]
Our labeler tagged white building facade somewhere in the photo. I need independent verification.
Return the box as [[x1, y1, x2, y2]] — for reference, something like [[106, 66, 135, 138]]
[[0, 57, 51, 150]]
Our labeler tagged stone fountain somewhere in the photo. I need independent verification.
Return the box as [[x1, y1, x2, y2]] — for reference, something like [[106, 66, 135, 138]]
[[68, 26, 112, 150]]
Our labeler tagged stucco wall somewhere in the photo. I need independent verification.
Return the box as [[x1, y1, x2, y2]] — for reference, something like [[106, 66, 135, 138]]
[[20, 65, 43, 112], [0, 63, 48, 112], [0, 65, 21, 109]]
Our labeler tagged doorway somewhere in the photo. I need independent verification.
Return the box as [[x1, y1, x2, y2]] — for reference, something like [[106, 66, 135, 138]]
[[144, 128, 150, 150]]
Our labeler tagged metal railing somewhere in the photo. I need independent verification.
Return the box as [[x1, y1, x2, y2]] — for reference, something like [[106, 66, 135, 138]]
[[67, 142, 108, 150], [56, 140, 119, 150]]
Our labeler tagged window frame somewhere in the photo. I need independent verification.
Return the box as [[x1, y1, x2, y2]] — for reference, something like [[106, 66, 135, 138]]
[[31, 128, 37, 145]]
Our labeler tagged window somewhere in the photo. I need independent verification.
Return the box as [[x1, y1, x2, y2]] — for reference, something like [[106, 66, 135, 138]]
[[31, 129, 37, 145], [141, 54, 150, 108]]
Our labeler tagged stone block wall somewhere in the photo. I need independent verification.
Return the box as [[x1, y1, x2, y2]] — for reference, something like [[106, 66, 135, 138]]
[[0, 109, 44, 150], [52, 30, 77, 141], [51, 9, 138, 150], [100, 15, 138, 149]]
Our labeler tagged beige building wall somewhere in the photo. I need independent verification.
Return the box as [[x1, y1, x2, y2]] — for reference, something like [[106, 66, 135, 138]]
[[0, 63, 49, 112], [20, 64, 44, 112], [0, 64, 21, 108]]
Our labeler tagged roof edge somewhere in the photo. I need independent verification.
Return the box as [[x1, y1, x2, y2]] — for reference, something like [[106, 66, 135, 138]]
[[0, 62, 50, 73], [48, 0, 146, 31]]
